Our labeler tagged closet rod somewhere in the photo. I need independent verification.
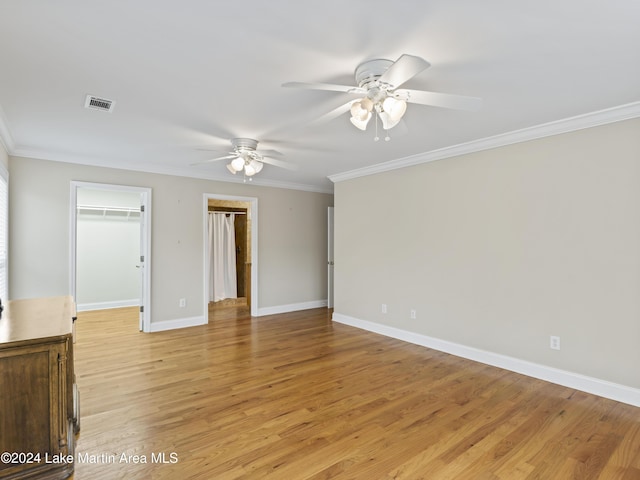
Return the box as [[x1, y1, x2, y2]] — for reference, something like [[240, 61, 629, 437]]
[[77, 204, 140, 212], [210, 211, 247, 215]]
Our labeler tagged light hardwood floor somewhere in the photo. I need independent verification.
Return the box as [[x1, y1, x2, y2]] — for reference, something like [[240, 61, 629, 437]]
[[69, 306, 640, 479]]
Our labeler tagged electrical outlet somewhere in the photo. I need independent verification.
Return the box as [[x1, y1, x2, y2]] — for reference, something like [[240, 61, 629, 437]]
[[550, 335, 560, 350], [381, 304, 387, 314], [410, 309, 417, 319], [179, 298, 186, 308]]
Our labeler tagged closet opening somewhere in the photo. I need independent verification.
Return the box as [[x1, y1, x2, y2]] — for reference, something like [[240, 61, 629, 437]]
[[206, 196, 256, 317], [70, 181, 152, 332]]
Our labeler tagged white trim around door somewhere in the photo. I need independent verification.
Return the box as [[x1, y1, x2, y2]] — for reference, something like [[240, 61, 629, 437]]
[[70, 181, 152, 332], [204, 193, 258, 318]]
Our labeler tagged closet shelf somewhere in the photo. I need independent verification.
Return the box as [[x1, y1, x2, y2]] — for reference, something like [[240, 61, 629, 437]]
[[77, 204, 140, 219]]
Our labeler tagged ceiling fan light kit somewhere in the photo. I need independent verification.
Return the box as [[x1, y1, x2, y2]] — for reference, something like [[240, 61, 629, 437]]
[[226, 150, 264, 180], [349, 93, 407, 133]]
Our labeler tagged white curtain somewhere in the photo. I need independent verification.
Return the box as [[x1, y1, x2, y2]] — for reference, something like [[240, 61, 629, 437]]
[[208, 213, 237, 302]]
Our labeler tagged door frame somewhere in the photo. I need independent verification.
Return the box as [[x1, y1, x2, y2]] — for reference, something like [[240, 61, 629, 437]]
[[327, 206, 334, 309], [204, 193, 258, 318], [69, 181, 152, 332]]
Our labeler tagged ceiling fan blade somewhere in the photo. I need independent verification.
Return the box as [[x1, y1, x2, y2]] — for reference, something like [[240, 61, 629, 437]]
[[191, 154, 237, 166], [398, 89, 482, 111], [378, 54, 430, 89], [257, 148, 284, 157], [282, 81, 366, 95], [194, 147, 231, 154], [261, 139, 338, 153], [312, 100, 357, 124], [260, 157, 298, 170]]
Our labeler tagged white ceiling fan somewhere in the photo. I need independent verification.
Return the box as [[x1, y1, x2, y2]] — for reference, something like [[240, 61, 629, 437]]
[[283, 54, 482, 139], [193, 137, 295, 179]]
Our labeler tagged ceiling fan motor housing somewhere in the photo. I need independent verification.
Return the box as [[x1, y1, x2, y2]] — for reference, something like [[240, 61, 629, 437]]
[[231, 137, 259, 151], [355, 59, 395, 88]]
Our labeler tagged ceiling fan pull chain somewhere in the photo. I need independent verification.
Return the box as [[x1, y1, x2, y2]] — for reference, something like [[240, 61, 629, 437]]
[[374, 111, 380, 142]]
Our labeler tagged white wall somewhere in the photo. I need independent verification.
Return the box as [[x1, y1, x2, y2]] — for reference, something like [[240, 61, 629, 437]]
[[76, 188, 141, 310], [8, 157, 333, 325], [334, 118, 640, 393]]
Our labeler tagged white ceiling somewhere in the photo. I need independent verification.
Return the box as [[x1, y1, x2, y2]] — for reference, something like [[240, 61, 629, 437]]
[[1, 0, 639, 193]]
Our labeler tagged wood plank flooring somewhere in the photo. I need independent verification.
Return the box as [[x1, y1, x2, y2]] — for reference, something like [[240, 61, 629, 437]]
[[69, 306, 640, 479]]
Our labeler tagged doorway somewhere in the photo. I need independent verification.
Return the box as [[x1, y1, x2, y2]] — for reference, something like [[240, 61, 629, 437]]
[[204, 194, 258, 318], [328, 206, 334, 309], [70, 182, 152, 332], [208, 205, 249, 307]]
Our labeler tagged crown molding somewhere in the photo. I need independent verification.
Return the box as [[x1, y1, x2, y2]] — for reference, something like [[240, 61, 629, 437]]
[[9, 146, 334, 194], [5, 100, 639, 193], [329, 101, 640, 184], [0, 102, 332, 195]]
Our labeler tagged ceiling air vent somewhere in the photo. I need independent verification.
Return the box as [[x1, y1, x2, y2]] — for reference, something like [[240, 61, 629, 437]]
[[84, 95, 115, 112]]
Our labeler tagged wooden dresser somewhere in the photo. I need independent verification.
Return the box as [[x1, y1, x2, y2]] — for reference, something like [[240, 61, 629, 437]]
[[0, 296, 79, 480]]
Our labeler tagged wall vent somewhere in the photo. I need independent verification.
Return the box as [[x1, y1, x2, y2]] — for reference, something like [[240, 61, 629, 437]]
[[84, 95, 115, 112]]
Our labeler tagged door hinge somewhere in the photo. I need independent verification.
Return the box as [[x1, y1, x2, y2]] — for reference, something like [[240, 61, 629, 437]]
[[140, 205, 145, 213], [140, 255, 144, 263], [140, 305, 144, 313]]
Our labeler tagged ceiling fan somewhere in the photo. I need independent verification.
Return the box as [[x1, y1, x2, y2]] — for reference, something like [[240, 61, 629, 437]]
[[193, 137, 295, 179], [283, 54, 482, 139]]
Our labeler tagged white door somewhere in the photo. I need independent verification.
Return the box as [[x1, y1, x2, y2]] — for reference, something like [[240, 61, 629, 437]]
[[137, 190, 151, 332], [138, 197, 146, 331], [327, 207, 334, 309]]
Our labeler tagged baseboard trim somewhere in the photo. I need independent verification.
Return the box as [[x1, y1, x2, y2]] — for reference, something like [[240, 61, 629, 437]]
[[148, 301, 328, 331], [257, 300, 328, 317], [149, 316, 206, 332], [332, 313, 640, 408], [77, 299, 139, 312]]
